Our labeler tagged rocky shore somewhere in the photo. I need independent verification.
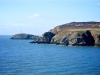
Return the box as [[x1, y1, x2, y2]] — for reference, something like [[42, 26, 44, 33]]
[[30, 30, 100, 46]]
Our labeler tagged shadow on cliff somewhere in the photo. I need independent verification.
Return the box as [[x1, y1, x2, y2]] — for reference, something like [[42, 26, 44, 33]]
[[82, 30, 95, 46]]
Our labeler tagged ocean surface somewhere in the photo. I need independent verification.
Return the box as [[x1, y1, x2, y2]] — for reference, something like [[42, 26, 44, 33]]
[[0, 35, 100, 75]]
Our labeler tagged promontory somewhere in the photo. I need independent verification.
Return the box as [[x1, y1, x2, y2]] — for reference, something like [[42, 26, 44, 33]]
[[30, 22, 100, 46]]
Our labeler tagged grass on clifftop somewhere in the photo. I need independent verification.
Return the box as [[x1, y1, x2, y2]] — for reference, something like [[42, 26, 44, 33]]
[[95, 30, 100, 33], [57, 28, 100, 35]]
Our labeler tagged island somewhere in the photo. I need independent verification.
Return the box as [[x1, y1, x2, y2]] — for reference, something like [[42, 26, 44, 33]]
[[10, 33, 40, 40]]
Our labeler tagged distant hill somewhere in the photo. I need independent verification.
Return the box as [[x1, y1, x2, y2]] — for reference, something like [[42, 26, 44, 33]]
[[49, 22, 100, 34], [10, 33, 40, 40]]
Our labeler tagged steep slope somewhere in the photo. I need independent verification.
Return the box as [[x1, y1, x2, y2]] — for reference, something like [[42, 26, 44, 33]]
[[49, 22, 100, 34]]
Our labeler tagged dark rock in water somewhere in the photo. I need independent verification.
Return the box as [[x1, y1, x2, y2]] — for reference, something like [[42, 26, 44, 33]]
[[30, 32, 55, 44], [10, 33, 40, 40]]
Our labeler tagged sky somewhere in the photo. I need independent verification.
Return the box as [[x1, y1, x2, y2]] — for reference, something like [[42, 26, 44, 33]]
[[0, 0, 100, 35]]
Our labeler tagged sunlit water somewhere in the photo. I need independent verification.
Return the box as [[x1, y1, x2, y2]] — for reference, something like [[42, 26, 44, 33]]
[[0, 35, 100, 75]]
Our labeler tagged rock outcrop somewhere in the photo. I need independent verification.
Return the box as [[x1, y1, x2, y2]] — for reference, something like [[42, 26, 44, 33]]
[[94, 35, 100, 46], [10, 33, 40, 40], [82, 30, 95, 46], [30, 32, 55, 43], [51, 30, 86, 46], [51, 30, 100, 46], [90, 31, 100, 46]]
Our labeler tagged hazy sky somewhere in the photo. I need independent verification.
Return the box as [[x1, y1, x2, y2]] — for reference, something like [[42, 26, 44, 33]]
[[0, 0, 100, 35]]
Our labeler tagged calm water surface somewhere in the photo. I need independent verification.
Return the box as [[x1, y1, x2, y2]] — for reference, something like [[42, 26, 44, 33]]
[[0, 35, 100, 75]]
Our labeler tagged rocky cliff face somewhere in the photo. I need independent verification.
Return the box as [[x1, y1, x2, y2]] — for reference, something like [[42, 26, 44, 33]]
[[30, 32, 55, 43], [30, 29, 100, 46], [10, 33, 40, 40], [50, 30, 100, 46], [91, 31, 100, 46], [51, 30, 86, 46]]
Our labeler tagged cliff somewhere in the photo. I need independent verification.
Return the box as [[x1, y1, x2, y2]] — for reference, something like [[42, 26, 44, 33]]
[[30, 32, 55, 43], [30, 22, 100, 46], [51, 30, 100, 46]]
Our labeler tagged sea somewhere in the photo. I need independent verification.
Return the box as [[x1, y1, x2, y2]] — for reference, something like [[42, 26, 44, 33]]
[[0, 35, 100, 75]]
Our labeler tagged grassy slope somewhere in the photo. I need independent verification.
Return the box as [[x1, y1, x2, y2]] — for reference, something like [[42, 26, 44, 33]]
[[66, 28, 100, 33]]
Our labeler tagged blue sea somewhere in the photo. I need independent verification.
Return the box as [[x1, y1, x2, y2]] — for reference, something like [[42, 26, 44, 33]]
[[0, 35, 100, 75]]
